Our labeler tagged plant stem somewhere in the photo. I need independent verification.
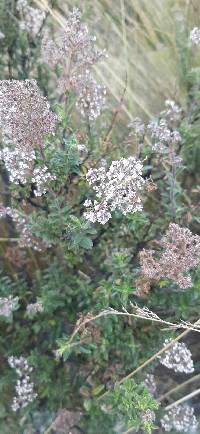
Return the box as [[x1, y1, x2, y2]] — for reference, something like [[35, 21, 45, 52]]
[[98, 319, 200, 401], [169, 143, 177, 220], [166, 387, 200, 410], [158, 373, 200, 402]]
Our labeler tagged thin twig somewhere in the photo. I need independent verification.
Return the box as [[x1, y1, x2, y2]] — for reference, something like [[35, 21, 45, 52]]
[[158, 373, 200, 402], [69, 308, 200, 347], [98, 319, 200, 401], [165, 387, 200, 410], [0, 238, 19, 242]]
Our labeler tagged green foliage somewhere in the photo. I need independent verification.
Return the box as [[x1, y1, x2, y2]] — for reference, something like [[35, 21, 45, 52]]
[[110, 379, 159, 433]]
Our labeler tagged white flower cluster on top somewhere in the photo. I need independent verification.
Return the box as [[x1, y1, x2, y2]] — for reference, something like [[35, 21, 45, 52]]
[[8, 356, 37, 411], [84, 157, 145, 224], [17, 0, 45, 37], [158, 339, 194, 374], [189, 27, 200, 46], [161, 404, 198, 432], [26, 302, 44, 315], [0, 296, 19, 318], [162, 100, 182, 122]]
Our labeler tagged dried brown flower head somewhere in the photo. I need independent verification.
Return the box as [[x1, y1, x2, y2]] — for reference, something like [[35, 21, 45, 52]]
[[135, 276, 151, 297], [0, 79, 57, 151], [50, 409, 81, 434], [5, 246, 29, 269], [139, 223, 200, 288]]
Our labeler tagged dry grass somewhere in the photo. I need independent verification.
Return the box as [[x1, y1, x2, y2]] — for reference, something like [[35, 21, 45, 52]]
[[34, 0, 200, 121]]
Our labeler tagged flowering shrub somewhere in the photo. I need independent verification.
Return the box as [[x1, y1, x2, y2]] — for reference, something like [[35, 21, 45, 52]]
[[0, 2, 200, 433]]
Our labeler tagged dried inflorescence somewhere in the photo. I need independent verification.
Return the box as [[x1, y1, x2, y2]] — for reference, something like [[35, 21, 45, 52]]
[[135, 275, 151, 297], [0, 296, 19, 318], [161, 405, 198, 432], [139, 223, 200, 289], [84, 157, 145, 224], [17, 0, 45, 37], [8, 356, 37, 411], [41, 8, 105, 83], [189, 27, 200, 46], [49, 409, 81, 434], [158, 339, 194, 374], [26, 302, 44, 315], [5, 246, 29, 269], [41, 8, 106, 119], [0, 206, 50, 251], [0, 80, 57, 150], [0, 80, 57, 187]]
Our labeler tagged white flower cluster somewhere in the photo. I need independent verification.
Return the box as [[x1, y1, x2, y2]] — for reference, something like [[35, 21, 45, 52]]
[[128, 117, 145, 136], [26, 302, 44, 315], [148, 119, 181, 153], [161, 405, 198, 432], [158, 339, 194, 374], [17, 0, 45, 37], [75, 73, 106, 121], [144, 373, 157, 395], [189, 27, 200, 46], [0, 31, 5, 40], [32, 166, 56, 196], [0, 148, 36, 184], [142, 409, 155, 424], [8, 356, 37, 411], [162, 100, 182, 122], [0, 148, 56, 194], [0, 296, 19, 318], [77, 144, 88, 163], [84, 157, 145, 224], [0, 206, 50, 251]]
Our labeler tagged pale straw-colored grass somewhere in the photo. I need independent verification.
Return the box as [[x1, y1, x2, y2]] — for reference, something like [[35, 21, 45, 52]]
[[34, 0, 200, 121]]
